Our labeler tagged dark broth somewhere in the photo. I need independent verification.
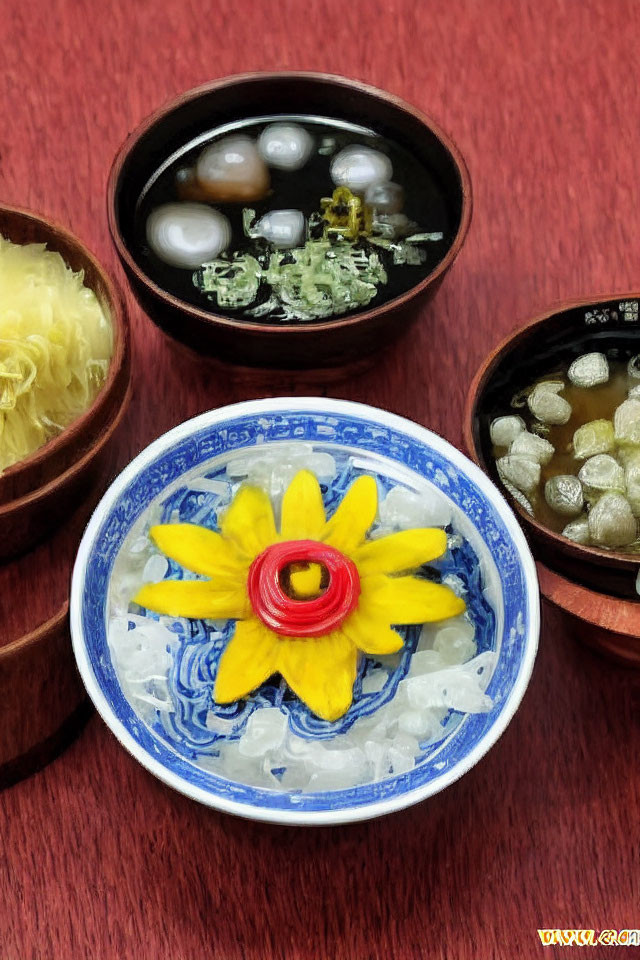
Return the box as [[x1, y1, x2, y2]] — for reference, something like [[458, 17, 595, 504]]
[[133, 115, 452, 323]]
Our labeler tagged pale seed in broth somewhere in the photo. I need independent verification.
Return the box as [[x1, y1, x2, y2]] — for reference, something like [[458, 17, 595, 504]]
[[491, 354, 640, 553]]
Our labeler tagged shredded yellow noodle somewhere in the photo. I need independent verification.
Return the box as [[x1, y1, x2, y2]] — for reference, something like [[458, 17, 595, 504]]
[[0, 235, 113, 473]]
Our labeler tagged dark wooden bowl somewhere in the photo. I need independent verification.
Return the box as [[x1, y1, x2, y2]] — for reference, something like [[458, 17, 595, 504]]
[[0, 491, 107, 789], [107, 71, 472, 370], [538, 563, 640, 667], [0, 205, 130, 559], [0, 381, 131, 560], [464, 294, 640, 601], [0, 603, 92, 789]]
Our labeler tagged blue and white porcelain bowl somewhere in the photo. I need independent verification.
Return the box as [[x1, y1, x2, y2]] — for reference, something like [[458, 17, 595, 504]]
[[70, 398, 539, 825]]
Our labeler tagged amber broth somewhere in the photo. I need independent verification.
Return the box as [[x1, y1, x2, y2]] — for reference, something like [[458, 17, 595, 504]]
[[493, 363, 639, 545]]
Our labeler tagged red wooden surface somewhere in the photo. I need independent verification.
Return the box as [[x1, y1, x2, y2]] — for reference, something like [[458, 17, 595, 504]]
[[2, 1, 640, 957]]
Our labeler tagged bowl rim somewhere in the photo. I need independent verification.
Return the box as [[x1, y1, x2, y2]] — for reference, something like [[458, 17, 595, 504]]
[[106, 70, 473, 336], [0, 203, 129, 491], [70, 397, 539, 826], [537, 561, 640, 638], [0, 377, 131, 517], [463, 292, 640, 571], [1, 602, 69, 659]]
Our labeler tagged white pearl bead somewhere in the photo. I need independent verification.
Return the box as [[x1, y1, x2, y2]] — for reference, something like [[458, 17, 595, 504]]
[[196, 136, 269, 202], [257, 123, 313, 171], [364, 180, 404, 215], [330, 146, 393, 193], [254, 209, 305, 249], [146, 203, 231, 269]]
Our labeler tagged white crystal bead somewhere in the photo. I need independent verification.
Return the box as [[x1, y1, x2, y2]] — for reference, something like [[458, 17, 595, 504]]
[[544, 475, 584, 516], [330, 146, 392, 193], [496, 455, 541, 494], [578, 454, 625, 495], [253, 209, 305, 249], [257, 123, 313, 170], [146, 203, 231, 268], [614, 399, 640, 445], [628, 355, 640, 380], [238, 708, 288, 758], [588, 493, 637, 548], [490, 415, 526, 447], [568, 352, 609, 388], [562, 516, 590, 544], [527, 383, 572, 425], [624, 454, 640, 517], [573, 419, 615, 459], [510, 431, 555, 464]]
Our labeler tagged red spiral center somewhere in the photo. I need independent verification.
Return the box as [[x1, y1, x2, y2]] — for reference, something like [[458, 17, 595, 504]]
[[247, 540, 361, 637]]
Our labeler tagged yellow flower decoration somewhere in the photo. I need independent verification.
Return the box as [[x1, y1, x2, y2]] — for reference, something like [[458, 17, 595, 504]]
[[134, 470, 465, 722]]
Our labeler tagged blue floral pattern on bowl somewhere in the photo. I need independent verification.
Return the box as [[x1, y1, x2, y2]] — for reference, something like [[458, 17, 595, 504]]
[[72, 400, 538, 824]]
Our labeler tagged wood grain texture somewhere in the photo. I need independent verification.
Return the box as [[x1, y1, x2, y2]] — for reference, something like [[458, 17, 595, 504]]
[[538, 563, 640, 665], [0, 429, 127, 786], [0, 603, 87, 779], [1, 0, 640, 957]]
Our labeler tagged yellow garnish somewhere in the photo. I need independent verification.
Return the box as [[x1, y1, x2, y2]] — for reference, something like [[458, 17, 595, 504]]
[[320, 186, 373, 240], [0, 235, 113, 472], [134, 470, 465, 722]]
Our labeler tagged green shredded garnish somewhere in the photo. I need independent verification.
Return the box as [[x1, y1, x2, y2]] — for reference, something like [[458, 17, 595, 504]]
[[196, 256, 261, 309], [195, 239, 387, 322], [406, 232, 444, 243], [391, 244, 426, 266], [242, 209, 257, 238], [192, 190, 442, 322], [367, 236, 429, 265]]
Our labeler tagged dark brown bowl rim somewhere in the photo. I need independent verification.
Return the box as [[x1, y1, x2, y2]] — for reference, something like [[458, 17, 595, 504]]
[[0, 204, 128, 488], [0, 378, 132, 517], [537, 562, 640, 637], [0, 602, 68, 657], [107, 70, 473, 336], [463, 292, 640, 572]]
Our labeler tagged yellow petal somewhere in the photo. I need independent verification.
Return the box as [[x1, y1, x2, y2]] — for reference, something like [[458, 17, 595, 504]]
[[214, 618, 279, 704], [289, 562, 323, 598], [149, 524, 246, 580], [360, 575, 466, 624], [280, 469, 326, 539], [133, 579, 250, 619], [341, 608, 405, 655], [322, 475, 378, 553], [354, 528, 447, 577], [278, 632, 358, 722], [219, 484, 277, 559]]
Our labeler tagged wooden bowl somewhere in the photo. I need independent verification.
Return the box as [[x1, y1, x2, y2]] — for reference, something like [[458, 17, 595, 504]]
[[0, 486, 110, 789], [464, 293, 640, 601], [107, 71, 472, 370], [0, 205, 130, 559], [0, 604, 91, 789], [537, 563, 640, 667]]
